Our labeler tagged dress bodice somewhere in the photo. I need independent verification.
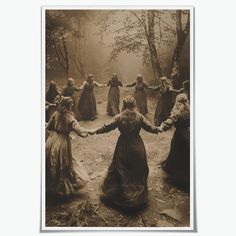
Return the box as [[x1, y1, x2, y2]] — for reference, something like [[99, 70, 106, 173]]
[[108, 79, 122, 87]]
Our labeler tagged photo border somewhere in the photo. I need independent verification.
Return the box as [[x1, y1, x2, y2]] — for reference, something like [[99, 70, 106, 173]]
[[41, 5, 195, 232]]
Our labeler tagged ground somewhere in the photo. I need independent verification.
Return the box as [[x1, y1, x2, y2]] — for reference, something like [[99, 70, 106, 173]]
[[45, 84, 190, 228]]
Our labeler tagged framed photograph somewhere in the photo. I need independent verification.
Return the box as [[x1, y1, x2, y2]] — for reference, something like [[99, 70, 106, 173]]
[[41, 5, 194, 231]]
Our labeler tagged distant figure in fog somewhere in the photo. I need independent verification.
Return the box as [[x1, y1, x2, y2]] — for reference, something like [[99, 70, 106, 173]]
[[46, 96, 89, 197], [150, 76, 182, 126], [61, 78, 81, 112], [46, 80, 60, 122], [125, 74, 150, 115], [158, 93, 190, 191], [89, 95, 158, 209], [106, 73, 123, 116], [78, 74, 106, 121]]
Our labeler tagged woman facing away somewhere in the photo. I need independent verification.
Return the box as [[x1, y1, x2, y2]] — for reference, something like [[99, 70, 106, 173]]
[[78, 74, 106, 121], [106, 73, 123, 116], [125, 74, 150, 116], [46, 96, 89, 197], [150, 76, 183, 126], [158, 93, 190, 191], [45, 80, 61, 122], [89, 95, 158, 209]]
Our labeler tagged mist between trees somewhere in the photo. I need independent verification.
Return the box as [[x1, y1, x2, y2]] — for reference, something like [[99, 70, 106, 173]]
[[46, 10, 190, 89]]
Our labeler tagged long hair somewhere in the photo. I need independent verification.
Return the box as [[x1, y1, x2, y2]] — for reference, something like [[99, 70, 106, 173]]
[[171, 93, 190, 117], [119, 96, 140, 131], [121, 95, 136, 111]]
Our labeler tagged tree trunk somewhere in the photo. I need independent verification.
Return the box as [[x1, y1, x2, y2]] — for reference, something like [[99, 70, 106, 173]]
[[53, 38, 69, 77], [147, 10, 163, 81], [171, 10, 190, 88]]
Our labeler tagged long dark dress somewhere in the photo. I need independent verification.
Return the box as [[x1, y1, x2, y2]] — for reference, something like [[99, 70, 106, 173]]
[[161, 112, 190, 190], [154, 86, 173, 126], [78, 81, 99, 120], [96, 110, 158, 208], [62, 86, 80, 112], [106, 79, 123, 116], [46, 110, 88, 196], [46, 88, 60, 122], [127, 82, 149, 115]]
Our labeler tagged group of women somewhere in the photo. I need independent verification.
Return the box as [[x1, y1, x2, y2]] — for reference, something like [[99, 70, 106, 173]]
[[46, 73, 184, 125], [45, 73, 190, 210]]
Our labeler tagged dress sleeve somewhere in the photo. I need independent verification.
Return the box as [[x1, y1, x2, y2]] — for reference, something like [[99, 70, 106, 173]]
[[71, 119, 88, 138], [149, 85, 160, 91], [73, 86, 82, 91], [126, 82, 136, 87], [107, 80, 111, 86], [96, 117, 119, 134], [159, 115, 179, 131], [143, 81, 149, 88], [141, 116, 158, 134], [93, 81, 101, 87], [118, 80, 123, 86]]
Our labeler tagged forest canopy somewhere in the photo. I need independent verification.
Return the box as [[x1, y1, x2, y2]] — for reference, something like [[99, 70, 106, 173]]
[[46, 10, 190, 88]]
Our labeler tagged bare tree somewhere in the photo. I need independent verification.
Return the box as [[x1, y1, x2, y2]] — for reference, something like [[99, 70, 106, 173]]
[[97, 10, 177, 82], [171, 10, 190, 88]]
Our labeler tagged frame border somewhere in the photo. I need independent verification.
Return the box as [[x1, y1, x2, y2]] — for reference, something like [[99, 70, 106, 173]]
[[41, 5, 195, 232]]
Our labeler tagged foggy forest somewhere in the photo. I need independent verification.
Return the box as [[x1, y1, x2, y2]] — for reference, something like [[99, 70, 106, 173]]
[[45, 9, 191, 228]]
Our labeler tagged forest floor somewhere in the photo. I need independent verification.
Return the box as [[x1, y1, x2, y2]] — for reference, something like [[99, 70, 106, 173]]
[[45, 83, 190, 228]]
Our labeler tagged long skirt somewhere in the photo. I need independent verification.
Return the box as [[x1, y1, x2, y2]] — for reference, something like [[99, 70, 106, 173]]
[[46, 132, 88, 196], [107, 87, 120, 116], [134, 90, 148, 115], [78, 91, 97, 120], [162, 127, 190, 189], [101, 134, 149, 208], [154, 95, 172, 126]]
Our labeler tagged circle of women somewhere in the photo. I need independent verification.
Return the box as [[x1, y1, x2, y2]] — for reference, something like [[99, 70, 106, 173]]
[[45, 73, 190, 211]]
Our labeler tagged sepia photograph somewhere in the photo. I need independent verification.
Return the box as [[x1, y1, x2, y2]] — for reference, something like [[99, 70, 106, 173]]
[[42, 6, 194, 231]]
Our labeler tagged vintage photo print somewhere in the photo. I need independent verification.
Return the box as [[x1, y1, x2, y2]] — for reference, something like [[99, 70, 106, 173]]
[[42, 5, 194, 231]]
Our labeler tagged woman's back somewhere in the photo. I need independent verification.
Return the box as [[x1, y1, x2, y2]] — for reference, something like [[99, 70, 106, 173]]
[[116, 110, 143, 135]]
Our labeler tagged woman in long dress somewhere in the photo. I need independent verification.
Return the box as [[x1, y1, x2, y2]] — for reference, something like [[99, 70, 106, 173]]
[[46, 96, 89, 196], [89, 95, 158, 209], [46, 80, 60, 122], [151, 76, 182, 126], [78, 74, 105, 121], [158, 93, 190, 191], [61, 78, 81, 114], [106, 73, 123, 116], [125, 74, 150, 115]]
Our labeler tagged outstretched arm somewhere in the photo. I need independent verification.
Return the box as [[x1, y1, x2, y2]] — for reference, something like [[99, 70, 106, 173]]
[[124, 82, 136, 87], [74, 86, 82, 92], [141, 116, 158, 134], [118, 80, 123, 87], [169, 87, 184, 93], [143, 82, 150, 88], [148, 85, 160, 91], [158, 115, 178, 132], [71, 120, 88, 138], [95, 118, 119, 134], [93, 81, 107, 88]]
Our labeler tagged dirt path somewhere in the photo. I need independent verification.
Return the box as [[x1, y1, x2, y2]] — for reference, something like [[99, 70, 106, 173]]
[[46, 87, 190, 227]]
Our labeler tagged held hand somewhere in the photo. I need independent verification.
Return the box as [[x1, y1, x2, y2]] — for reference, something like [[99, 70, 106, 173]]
[[157, 127, 163, 133], [88, 129, 96, 135]]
